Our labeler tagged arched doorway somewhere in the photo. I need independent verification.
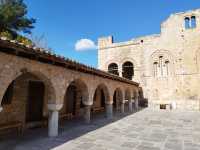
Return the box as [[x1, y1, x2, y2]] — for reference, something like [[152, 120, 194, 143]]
[[92, 84, 110, 116], [60, 79, 89, 121], [0, 72, 53, 132], [113, 88, 123, 113], [122, 61, 134, 80], [108, 63, 119, 76]]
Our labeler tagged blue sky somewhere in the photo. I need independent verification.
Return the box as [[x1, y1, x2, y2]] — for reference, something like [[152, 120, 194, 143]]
[[25, 0, 200, 67]]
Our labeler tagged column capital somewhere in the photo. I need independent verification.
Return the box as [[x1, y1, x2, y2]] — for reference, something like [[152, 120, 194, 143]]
[[48, 104, 63, 111], [124, 99, 129, 103]]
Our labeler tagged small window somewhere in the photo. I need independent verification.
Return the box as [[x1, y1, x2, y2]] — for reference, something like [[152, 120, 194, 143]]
[[122, 61, 134, 80], [191, 16, 196, 28], [2, 81, 14, 105]]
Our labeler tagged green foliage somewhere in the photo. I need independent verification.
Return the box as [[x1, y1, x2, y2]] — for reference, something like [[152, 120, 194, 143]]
[[0, 0, 36, 37], [0, 30, 13, 39], [16, 35, 32, 45]]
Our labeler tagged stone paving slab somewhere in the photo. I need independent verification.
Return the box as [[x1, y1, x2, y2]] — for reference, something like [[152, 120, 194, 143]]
[[1, 108, 200, 150]]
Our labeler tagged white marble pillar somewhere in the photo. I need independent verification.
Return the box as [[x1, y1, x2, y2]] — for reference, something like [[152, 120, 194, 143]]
[[84, 105, 91, 124], [106, 103, 113, 119], [129, 100, 133, 113], [48, 104, 63, 137]]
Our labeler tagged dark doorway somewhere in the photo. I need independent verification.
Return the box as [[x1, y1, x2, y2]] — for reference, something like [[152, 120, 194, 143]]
[[26, 81, 45, 123], [66, 85, 77, 115]]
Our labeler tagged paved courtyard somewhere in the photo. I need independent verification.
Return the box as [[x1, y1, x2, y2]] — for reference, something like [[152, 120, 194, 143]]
[[1, 108, 200, 150]]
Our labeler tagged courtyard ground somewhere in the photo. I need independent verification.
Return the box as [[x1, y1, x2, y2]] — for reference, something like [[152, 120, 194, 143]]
[[1, 108, 200, 150]]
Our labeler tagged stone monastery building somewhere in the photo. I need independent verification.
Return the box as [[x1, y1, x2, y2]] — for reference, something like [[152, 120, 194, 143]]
[[98, 8, 200, 110]]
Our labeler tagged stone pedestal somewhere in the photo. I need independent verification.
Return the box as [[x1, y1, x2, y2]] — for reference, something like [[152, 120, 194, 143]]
[[48, 104, 63, 137], [120, 103, 125, 113], [129, 100, 133, 112], [84, 105, 91, 124], [106, 104, 113, 119]]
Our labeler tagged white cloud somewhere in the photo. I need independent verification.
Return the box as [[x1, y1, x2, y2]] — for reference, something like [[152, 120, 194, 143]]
[[75, 39, 97, 51]]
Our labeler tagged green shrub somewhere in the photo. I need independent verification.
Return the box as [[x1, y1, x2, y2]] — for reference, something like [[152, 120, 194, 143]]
[[0, 31, 13, 40]]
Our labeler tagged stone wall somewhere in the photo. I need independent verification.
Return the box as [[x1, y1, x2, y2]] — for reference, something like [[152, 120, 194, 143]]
[[98, 8, 200, 110]]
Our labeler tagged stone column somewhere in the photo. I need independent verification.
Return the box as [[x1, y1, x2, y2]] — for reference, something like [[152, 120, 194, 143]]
[[129, 100, 133, 113], [106, 102, 113, 119], [84, 105, 91, 124], [135, 97, 139, 111], [120, 102, 125, 113], [48, 104, 63, 137], [119, 71, 123, 77]]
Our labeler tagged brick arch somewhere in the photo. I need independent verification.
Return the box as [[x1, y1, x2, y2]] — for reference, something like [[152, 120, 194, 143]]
[[0, 69, 56, 107], [93, 83, 111, 104], [124, 88, 131, 100], [120, 57, 138, 69], [64, 78, 89, 105]]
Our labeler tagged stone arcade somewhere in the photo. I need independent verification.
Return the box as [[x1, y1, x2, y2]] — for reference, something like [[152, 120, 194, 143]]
[[98, 8, 200, 111], [0, 38, 140, 137]]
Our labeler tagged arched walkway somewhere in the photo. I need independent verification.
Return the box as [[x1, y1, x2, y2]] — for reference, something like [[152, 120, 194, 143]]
[[0, 72, 55, 131], [60, 79, 89, 121], [92, 83, 110, 117]]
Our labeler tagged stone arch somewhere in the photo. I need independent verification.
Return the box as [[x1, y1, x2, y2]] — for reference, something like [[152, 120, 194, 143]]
[[124, 88, 131, 101], [105, 59, 120, 71], [93, 83, 111, 104], [120, 57, 138, 69], [113, 87, 123, 111], [61, 78, 89, 117], [0, 70, 56, 107], [0, 70, 56, 127]]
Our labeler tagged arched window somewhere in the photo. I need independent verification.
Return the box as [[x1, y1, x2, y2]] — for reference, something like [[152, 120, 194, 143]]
[[153, 62, 158, 77], [108, 63, 119, 75], [165, 60, 170, 76], [185, 17, 190, 29], [153, 56, 170, 77], [122, 61, 134, 80], [185, 16, 197, 29], [191, 16, 196, 28]]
